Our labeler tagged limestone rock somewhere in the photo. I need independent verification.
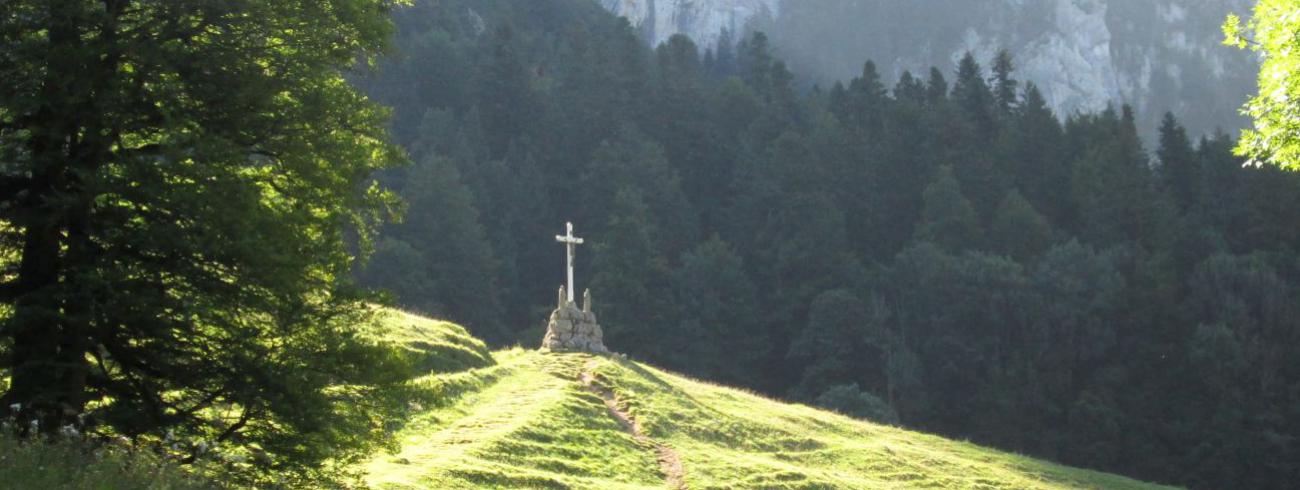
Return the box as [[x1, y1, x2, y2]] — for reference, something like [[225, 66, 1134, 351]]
[[540, 301, 609, 354]]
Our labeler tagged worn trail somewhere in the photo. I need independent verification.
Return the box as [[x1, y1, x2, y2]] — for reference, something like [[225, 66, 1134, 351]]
[[581, 360, 686, 490]]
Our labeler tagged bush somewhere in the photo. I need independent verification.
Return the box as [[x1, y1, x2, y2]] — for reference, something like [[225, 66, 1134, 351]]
[[814, 384, 900, 425], [0, 432, 219, 490]]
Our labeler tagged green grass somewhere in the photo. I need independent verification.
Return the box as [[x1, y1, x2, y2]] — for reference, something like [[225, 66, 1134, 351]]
[[0, 432, 218, 490], [368, 308, 495, 374], [362, 313, 1178, 490], [0, 307, 494, 490], [0, 310, 1177, 489]]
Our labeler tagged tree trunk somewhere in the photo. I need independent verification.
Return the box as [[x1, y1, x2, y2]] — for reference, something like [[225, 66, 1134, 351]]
[[2, 215, 83, 433], [0, 1, 95, 432]]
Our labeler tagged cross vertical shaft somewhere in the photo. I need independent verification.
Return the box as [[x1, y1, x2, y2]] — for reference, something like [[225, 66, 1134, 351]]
[[555, 222, 584, 303]]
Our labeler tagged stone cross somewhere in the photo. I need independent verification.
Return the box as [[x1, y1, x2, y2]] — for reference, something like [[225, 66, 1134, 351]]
[[555, 222, 584, 304]]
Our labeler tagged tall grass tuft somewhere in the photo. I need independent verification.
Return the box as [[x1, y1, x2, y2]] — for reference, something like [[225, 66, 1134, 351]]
[[0, 431, 219, 490]]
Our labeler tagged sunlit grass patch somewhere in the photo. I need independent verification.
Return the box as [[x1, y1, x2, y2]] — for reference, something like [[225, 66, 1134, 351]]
[[367, 309, 494, 374], [359, 312, 1177, 489]]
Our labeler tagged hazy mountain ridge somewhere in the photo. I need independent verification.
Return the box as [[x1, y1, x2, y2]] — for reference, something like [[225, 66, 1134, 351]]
[[600, 0, 1257, 139]]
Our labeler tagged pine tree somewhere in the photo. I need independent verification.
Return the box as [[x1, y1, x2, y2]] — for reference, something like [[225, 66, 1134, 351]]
[[844, 60, 888, 132], [738, 32, 774, 91], [991, 50, 1019, 116], [953, 52, 997, 133], [1009, 83, 1068, 223], [894, 70, 927, 104], [1158, 112, 1200, 209], [926, 67, 950, 105]]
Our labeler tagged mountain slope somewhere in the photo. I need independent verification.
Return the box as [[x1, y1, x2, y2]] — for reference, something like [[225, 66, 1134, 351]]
[[362, 314, 1175, 489]]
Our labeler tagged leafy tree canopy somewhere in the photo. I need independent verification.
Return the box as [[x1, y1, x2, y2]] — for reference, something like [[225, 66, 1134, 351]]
[[0, 0, 408, 484], [1224, 2, 1300, 169]]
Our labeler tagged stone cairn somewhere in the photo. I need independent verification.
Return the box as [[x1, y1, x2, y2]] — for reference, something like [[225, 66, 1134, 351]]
[[541, 286, 609, 354]]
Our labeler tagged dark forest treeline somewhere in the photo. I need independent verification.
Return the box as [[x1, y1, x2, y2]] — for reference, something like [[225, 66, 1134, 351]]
[[355, 1, 1300, 488]]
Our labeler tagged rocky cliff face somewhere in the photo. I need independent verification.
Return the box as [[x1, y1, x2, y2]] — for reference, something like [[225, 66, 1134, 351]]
[[599, 0, 780, 48], [599, 0, 1256, 138]]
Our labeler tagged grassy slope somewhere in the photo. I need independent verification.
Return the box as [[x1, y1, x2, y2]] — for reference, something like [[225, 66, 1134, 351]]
[[364, 313, 1178, 490]]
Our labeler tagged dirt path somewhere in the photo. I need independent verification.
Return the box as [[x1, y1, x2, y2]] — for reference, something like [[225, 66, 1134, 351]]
[[581, 361, 686, 490]]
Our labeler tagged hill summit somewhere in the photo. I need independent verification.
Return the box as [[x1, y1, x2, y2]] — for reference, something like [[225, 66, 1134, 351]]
[[361, 310, 1172, 489]]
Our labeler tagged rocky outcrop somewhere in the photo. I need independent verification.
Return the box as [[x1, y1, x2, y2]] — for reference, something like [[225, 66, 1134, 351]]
[[541, 287, 609, 354], [599, 0, 779, 49], [599, 0, 1256, 138]]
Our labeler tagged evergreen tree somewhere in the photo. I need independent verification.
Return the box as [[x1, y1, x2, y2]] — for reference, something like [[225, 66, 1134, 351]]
[[991, 49, 1019, 116], [789, 289, 878, 399], [713, 28, 738, 78], [1009, 83, 1069, 223], [360, 156, 508, 343], [953, 52, 997, 133], [990, 190, 1054, 263], [915, 166, 981, 251], [1194, 133, 1250, 243], [1157, 112, 1200, 209], [843, 61, 889, 132], [948, 53, 1006, 213], [1031, 241, 1124, 407], [476, 23, 540, 158], [738, 32, 774, 92], [926, 67, 950, 105], [672, 237, 764, 386], [580, 127, 698, 257], [589, 188, 677, 363], [894, 70, 927, 104]]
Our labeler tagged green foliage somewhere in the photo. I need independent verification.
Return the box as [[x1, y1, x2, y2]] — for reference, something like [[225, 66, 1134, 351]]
[[0, 433, 218, 490], [990, 190, 1053, 262], [590, 189, 676, 363], [359, 155, 508, 343], [915, 166, 981, 251], [671, 237, 764, 386], [0, 0, 409, 485], [814, 383, 901, 425], [1224, 4, 1300, 169], [1158, 112, 1200, 208], [991, 50, 1019, 115], [789, 289, 879, 399]]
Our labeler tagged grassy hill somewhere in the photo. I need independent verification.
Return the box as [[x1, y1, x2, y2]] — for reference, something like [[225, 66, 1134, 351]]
[[363, 312, 1177, 490]]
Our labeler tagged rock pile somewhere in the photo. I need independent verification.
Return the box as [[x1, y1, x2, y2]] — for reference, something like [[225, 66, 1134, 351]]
[[541, 287, 609, 354]]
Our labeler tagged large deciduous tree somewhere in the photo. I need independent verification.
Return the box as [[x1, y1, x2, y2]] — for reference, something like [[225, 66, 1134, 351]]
[[1224, 2, 1300, 169], [0, 0, 407, 482]]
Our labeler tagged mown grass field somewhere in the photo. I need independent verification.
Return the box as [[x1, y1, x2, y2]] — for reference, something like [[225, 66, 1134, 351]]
[[362, 312, 1180, 490]]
